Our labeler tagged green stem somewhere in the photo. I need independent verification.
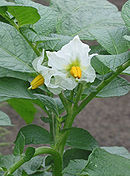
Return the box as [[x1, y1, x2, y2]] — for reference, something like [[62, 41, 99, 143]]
[[6, 147, 62, 176], [73, 83, 83, 111], [59, 92, 71, 114], [75, 60, 130, 116], [1, 13, 40, 56], [56, 59, 130, 156]]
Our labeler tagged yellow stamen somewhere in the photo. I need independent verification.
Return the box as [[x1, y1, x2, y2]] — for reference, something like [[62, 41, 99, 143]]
[[28, 74, 44, 90], [70, 66, 82, 79]]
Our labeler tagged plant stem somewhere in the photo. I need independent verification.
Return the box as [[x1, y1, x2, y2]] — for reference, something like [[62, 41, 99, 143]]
[[1, 13, 40, 56], [73, 83, 83, 111], [6, 147, 63, 176], [75, 59, 130, 116], [55, 59, 130, 156], [59, 92, 71, 114]]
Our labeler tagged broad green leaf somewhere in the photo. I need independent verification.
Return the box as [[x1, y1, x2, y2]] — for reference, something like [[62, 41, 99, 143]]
[[91, 56, 110, 75], [0, 155, 44, 176], [82, 76, 130, 98], [66, 127, 98, 150], [0, 0, 14, 6], [8, 6, 40, 27], [92, 51, 130, 74], [97, 76, 130, 97], [51, 0, 124, 40], [0, 22, 36, 73], [88, 26, 130, 54], [0, 6, 40, 27], [102, 146, 130, 159], [93, 51, 130, 75], [21, 156, 44, 175], [8, 99, 37, 124], [0, 155, 20, 170], [14, 0, 58, 35], [13, 131, 25, 156], [0, 78, 35, 100], [0, 67, 33, 81], [122, 0, 130, 30], [15, 124, 50, 145], [35, 94, 59, 115], [37, 34, 73, 51], [24, 147, 35, 162], [63, 148, 91, 168], [63, 159, 87, 176], [82, 148, 130, 176], [0, 111, 12, 126], [20, 27, 73, 51], [90, 45, 109, 55]]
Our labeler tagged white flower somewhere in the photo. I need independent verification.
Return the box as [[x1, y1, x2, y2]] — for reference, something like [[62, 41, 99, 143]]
[[46, 35, 97, 90], [31, 36, 97, 94]]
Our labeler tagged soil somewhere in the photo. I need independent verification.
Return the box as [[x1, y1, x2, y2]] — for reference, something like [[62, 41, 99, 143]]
[[0, 0, 130, 155]]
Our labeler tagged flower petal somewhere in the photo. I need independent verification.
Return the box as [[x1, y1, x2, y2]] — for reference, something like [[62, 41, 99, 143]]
[[32, 49, 44, 72], [81, 64, 96, 83], [47, 51, 70, 70]]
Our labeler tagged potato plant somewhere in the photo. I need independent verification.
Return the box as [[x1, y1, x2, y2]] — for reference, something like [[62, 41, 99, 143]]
[[0, 0, 130, 176]]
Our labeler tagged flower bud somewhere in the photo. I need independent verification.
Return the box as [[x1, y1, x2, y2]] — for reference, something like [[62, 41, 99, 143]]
[[28, 74, 44, 90]]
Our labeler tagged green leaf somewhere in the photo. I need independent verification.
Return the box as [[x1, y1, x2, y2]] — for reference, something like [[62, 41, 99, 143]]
[[101, 146, 130, 159], [0, 111, 12, 126], [97, 76, 130, 97], [15, 124, 50, 145], [21, 156, 44, 175], [0, 155, 19, 170], [0, 78, 35, 101], [66, 127, 98, 150], [122, 0, 130, 30], [94, 51, 130, 73], [8, 99, 37, 124], [0, 22, 36, 73], [24, 147, 35, 162], [7, 6, 40, 27], [0, 67, 33, 81], [63, 148, 91, 168], [35, 94, 59, 115], [88, 26, 130, 54], [20, 27, 73, 51], [13, 131, 25, 156], [91, 56, 110, 75], [22, 171, 28, 176], [0, 154, 44, 176], [14, 0, 58, 35], [51, 0, 124, 40], [81, 148, 130, 176], [63, 159, 87, 176], [38, 34, 73, 51]]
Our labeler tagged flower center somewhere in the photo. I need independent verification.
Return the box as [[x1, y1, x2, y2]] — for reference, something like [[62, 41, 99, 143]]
[[28, 74, 44, 90], [70, 66, 82, 79]]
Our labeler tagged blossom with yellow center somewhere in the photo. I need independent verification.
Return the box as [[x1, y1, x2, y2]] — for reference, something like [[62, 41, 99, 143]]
[[31, 36, 97, 94], [46, 35, 97, 92]]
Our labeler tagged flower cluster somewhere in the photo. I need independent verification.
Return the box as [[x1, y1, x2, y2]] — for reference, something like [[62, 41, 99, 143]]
[[29, 35, 97, 94]]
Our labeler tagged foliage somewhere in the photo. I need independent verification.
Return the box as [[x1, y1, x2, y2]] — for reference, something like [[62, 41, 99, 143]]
[[0, 0, 130, 176]]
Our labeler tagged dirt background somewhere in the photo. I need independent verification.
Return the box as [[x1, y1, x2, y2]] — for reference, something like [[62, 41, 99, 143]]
[[0, 0, 130, 155]]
